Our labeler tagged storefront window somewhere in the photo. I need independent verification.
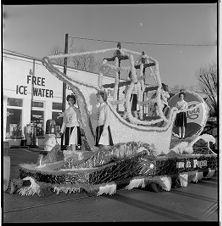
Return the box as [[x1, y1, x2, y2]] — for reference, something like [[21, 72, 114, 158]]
[[7, 98, 23, 107], [52, 111, 63, 134], [52, 102, 63, 134], [52, 102, 62, 111], [6, 109, 23, 139], [31, 110, 44, 136], [32, 101, 44, 108]]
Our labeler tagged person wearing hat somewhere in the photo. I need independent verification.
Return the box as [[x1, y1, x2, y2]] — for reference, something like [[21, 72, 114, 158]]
[[174, 91, 188, 139], [95, 90, 114, 147], [59, 94, 82, 154]]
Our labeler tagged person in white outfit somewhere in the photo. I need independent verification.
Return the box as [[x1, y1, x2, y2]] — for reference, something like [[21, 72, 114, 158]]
[[59, 94, 81, 152], [95, 90, 114, 147], [175, 91, 188, 139]]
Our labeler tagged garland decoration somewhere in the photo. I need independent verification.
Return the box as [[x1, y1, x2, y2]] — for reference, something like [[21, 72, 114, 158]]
[[178, 172, 188, 187], [17, 177, 41, 196], [97, 183, 117, 196], [113, 57, 119, 101], [48, 48, 117, 60], [125, 177, 145, 190], [19, 152, 217, 187], [9, 137, 217, 197], [107, 101, 178, 132], [53, 184, 81, 195]]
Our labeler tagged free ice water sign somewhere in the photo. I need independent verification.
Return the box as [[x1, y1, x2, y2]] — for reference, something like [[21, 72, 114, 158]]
[[15, 74, 54, 98], [168, 91, 208, 138]]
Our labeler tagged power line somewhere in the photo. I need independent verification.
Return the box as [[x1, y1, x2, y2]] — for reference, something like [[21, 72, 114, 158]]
[[68, 35, 217, 47], [3, 48, 42, 61]]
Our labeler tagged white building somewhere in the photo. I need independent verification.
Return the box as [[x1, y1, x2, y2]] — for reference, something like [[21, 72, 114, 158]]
[[3, 51, 119, 147]]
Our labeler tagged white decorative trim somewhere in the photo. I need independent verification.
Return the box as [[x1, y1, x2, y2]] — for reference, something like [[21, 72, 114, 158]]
[[18, 177, 41, 196], [113, 57, 119, 101], [107, 101, 178, 132], [53, 185, 81, 195], [205, 168, 215, 178], [97, 183, 117, 196], [125, 178, 145, 190], [48, 48, 117, 59], [179, 172, 188, 187], [145, 176, 172, 191]]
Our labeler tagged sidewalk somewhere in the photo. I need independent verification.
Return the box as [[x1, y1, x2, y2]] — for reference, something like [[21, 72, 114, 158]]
[[9, 145, 45, 153]]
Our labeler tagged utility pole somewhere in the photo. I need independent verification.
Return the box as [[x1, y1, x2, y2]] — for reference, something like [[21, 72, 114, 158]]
[[29, 59, 36, 147], [30, 59, 35, 122], [117, 59, 121, 112], [61, 33, 69, 148]]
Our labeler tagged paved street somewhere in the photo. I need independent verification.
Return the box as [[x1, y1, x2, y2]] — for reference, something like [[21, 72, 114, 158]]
[[3, 147, 218, 223]]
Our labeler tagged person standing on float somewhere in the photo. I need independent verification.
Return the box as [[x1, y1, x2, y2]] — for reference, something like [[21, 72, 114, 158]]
[[135, 51, 155, 75], [128, 71, 140, 119], [59, 94, 82, 152], [95, 90, 114, 148], [160, 83, 170, 112], [103, 42, 129, 63], [175, 91, 188, 139]]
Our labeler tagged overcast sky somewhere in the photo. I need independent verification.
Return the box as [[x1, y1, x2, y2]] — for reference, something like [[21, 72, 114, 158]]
[[3, 4, 217, 89]]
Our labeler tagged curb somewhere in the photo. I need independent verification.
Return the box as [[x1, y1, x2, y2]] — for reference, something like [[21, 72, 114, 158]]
[[9, 146, 45, 153]]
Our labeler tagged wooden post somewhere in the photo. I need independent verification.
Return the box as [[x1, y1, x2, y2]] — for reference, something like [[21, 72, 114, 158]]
[[30, 60, 37, 146], [61, 33, 69, 149], [30, 59, 35, 122], [117, 59, 121, 112]]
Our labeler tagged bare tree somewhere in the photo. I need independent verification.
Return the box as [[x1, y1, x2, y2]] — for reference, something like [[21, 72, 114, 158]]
[[69, 46, 115, 77], [48, 45, 98, 71], [198, 63, 217, 116], [49, 45, 116, 80], [48, 46, 64, 66], [70, 48, 98, 73]]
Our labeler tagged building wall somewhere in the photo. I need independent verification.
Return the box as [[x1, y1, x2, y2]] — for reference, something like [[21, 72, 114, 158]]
[[3, 52, 120, 144]]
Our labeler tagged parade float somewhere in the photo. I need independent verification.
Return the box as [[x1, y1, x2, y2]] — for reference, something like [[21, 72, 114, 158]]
[[9, 45, 217, 196]]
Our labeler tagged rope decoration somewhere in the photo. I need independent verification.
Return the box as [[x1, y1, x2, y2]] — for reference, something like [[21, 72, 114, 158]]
[[48, 48, 117, 60]]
